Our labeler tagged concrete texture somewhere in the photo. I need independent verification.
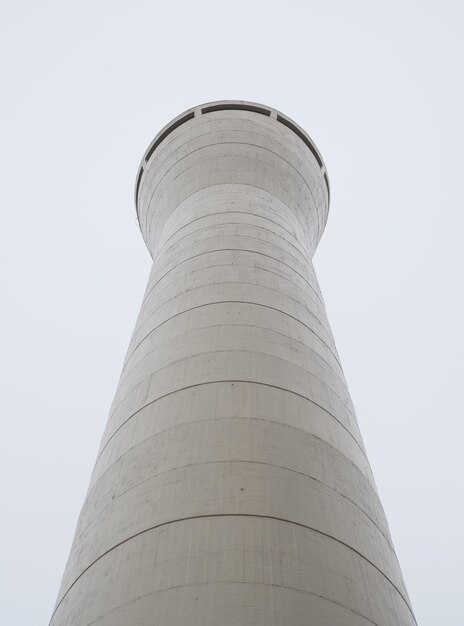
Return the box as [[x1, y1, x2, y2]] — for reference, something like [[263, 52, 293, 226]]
[[50, 101, 415, 625]]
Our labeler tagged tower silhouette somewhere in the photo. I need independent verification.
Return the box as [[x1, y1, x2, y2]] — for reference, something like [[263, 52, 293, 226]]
[[51, 102, 415, 625]]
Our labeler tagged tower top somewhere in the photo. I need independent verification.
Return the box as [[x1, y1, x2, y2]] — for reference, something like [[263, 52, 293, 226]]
[[135, 101, 330, 257]]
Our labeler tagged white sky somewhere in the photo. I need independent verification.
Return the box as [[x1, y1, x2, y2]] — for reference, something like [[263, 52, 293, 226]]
[[1, 1, 462, 624]]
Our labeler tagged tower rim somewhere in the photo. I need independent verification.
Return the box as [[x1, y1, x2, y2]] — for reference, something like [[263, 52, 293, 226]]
[[134, 100, 330, 218]]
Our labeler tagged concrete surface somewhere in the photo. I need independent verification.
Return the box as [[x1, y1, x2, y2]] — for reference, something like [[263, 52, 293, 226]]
[[50, 101, 415, 625]]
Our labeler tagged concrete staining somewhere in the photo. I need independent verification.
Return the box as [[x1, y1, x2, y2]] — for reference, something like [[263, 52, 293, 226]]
[[51, 102, 415, 625]]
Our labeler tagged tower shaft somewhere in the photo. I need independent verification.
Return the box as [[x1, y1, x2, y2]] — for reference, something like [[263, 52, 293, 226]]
[[51, 103, 415, 625]]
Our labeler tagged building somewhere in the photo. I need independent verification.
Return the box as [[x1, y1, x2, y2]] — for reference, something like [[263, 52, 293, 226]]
[[50, 101, 415, 625]]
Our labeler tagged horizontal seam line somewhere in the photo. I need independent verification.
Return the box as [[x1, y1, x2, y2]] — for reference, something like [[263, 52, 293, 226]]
[[108, 348, 355, 429], [139, 263, 324, 337], [51, 513, 415, 624], [141, 142, 318, 236], [150, 232, 313, 295], [99, 380, 365, 462], [156, 210, 306, 256], [120, 320, 345, 396], [86, 456, 391, 550], [91, 416, 376, 508], [121, 300, 342, 379], [82, 582, 378, 626], [142, 183, 310, 258], [142, 247, 324, 309], [128, 269, 328, 359], [157, 187, 305, 245], [154, 220, 310, 266]]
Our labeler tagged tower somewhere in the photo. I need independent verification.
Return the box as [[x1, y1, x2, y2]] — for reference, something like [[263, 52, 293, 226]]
[[51, 101, 415, 625]]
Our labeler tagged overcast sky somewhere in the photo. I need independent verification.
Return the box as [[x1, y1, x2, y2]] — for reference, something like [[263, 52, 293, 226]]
[[1, 1, 463, 624]]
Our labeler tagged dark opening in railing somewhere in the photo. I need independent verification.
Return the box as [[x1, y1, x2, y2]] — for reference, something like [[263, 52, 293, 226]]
[[276, 115, 323, 168], [135, 166, 143, 203], [324, 172, 330, 202], [145, 111, 195, 162], [201, 103, 271, 116]]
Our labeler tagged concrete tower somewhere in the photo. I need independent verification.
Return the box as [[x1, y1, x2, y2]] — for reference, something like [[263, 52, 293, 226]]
[[51, 102, 415, 625]]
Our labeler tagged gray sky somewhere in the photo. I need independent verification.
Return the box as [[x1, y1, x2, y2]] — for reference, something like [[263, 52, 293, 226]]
[[1, 1, 462, 624]]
